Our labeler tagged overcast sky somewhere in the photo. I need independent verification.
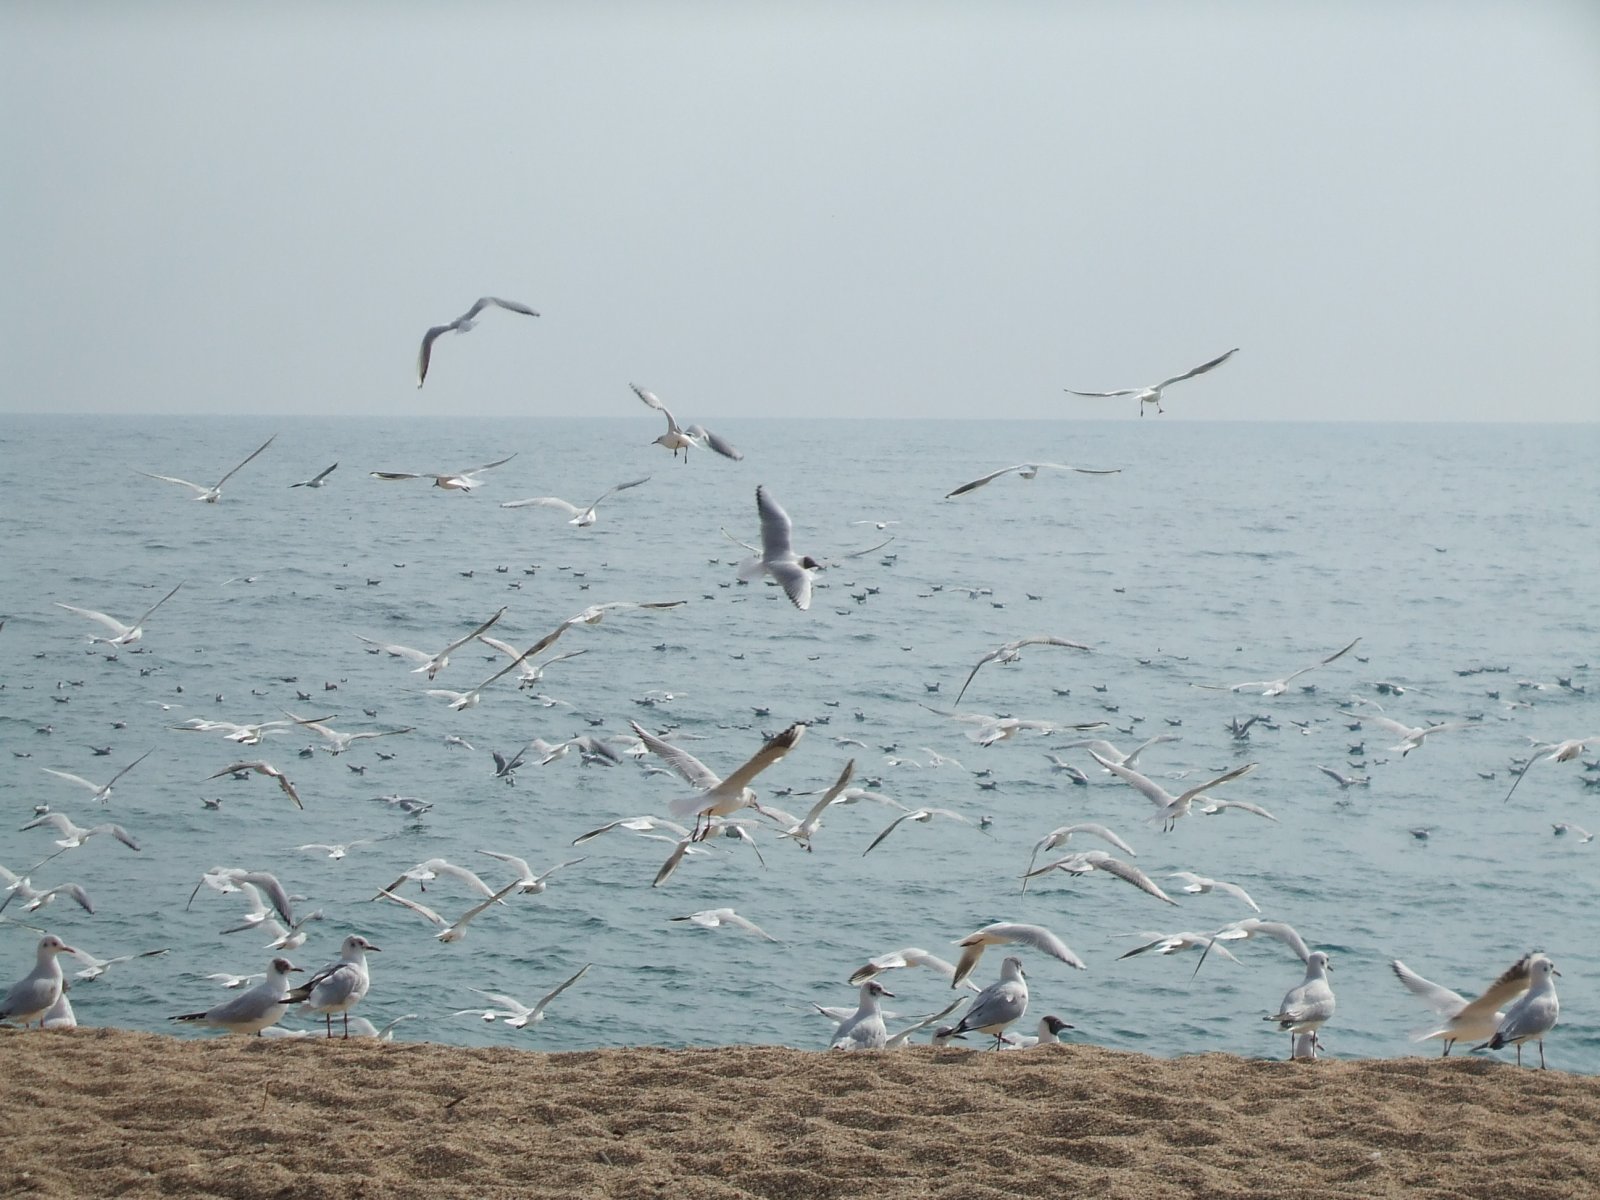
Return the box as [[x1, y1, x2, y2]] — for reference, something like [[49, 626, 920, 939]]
[[4, 2, 1597, 421]]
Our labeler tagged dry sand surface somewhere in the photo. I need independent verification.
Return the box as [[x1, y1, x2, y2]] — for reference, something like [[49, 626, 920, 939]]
[[3, 1029, 1597, 1199]]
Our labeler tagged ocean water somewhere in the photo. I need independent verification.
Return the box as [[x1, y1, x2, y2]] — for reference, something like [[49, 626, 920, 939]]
[[1, 415, 1596, 1068]]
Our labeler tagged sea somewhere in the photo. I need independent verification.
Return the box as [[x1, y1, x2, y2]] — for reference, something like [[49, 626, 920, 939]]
[[2, 414, 1596, 1068]]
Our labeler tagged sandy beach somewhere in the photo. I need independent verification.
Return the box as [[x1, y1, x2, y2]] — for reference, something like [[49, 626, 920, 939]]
[[3, 1029, 1597, 1199]]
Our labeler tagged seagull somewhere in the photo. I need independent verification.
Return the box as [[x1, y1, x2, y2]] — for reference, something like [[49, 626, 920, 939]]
[[289, 462, 339, 489], [630, 383, 743, 460], [1056, 735, 1181, 770], [187, 867, 297, 926], [287, 715, 416, 755], [1194, 637, 1361, 696], [950, 922, 1086, 986], [944, 462, 1122, 500], [285, 935, 381, 1038], [376, 881, 520, 943], [737, 486, 819, 610], [375, 857, 498, 901], [1023, 850, 1177, 905], [169, 957, 303, 1036], [474, 851, 585, 894], [205, 760, 303, 809], [828, 980, 895, 1050], [476, 638, 588, 690], [1472, 954, 1560, 1068], [454, 964, 593, 1030], [416, 297, 539, 387], [137, 434, 276, 502], [500, 477, 651, 526], [1503, 736, 1600, 803], [1338, 709, 1481, 757], [0, 871, 94, 916], [19, 811, 141, 852], [1316, 764, 1370, 790], [862, 807, 972, 856], [635, 720, 807, 837], [1264, 950, 1335, 1059], [1118, 931, 1243, 968], [175, 714, 333, 746], [369, 453, 517, 493], [885, 997, 970, 1048], [953, 636, 1092, 707], [1196, 917, 1311, 977], [941, 955, 1030, 1049], [1023, 823, 1138, 888], [1087, 750, 1257, 831], [1166, 871, 1259, 912], [669, 907, 779, 942], [1552, 822, 1595, 843], [995, 1014, 1075, 1050], [0, 935, 78, 1028], [570, 814, 692, 846], [68, 945, 170, 982], [1390, 954, 1537, 1056], [775, 759, 857, 850], [848, 947, 980, 992], [1063, 347, 1239, 416], [38, 748, 153, 804], [55, 583, 183, 647], [356, 606, 507, 680]]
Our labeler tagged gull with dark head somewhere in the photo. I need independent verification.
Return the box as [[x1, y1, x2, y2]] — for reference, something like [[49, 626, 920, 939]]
[[169, 956, 303, 1036]]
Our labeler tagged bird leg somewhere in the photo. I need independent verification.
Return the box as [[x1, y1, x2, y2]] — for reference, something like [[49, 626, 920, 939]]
[[1539, 1041, 1546, 1070]]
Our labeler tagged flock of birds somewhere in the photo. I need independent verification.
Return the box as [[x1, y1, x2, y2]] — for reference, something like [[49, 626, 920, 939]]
[[3, 311, 1595, 1071]]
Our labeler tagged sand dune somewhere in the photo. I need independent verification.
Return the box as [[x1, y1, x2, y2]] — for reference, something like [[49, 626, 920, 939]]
[[3, 1029, 1597, 1199]]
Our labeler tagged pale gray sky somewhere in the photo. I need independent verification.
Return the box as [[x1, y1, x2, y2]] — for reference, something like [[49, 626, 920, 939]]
[[4, 2, 1597, 420]]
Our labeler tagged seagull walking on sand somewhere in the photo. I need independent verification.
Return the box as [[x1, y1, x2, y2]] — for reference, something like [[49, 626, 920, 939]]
[[416, 297, 540, 388], [56, 583, 183, 648], [1390, 954, 1537, 1057], [138, 434, 276, 502], [631, 383, 743, 461], [1064, 347, 1239, 416], [169, 956, 303, 1036], [1264, 950, 1335, 1059], [500, 477, 651, 526], [0, 935, 78, 1028], [1473, 954, 1560, 1068]]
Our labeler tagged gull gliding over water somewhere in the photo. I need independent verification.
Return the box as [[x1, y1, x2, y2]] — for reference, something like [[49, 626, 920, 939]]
[[137, 434, 276, 502], [205, 760, 303, 809], [370, 454, 517, 493], [1502, 736, 1600, 804], [738, 486, 819, 610], [1063, 347, 1240, 416], [1193, 637, 1362, 696], [953, 635, 1092, 707], [669, 908, 779, 942], [500, 476, 651, 526], [632, 720, 806, 836], [944, 462, 1122, 500], [356, 605, 507, 680], [455, 963, 593, 1030], [1088, 750, 1258, 832], [1390, 953, 1536, 1057], [289, 462, 338, 488], [631, 383, 743, 461], [416, 296, 540, 388], [39, 747, 153, 804], [56, 583, 183, 648]]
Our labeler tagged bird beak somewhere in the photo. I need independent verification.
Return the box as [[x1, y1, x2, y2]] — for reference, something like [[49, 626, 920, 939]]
[[880, 988, 895, 999], [367, 945, 382, 953], [288, 966, 305, 973], [61, 945, 80, 956]]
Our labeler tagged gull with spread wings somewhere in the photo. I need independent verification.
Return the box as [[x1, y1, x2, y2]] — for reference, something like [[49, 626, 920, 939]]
[[370, 454, 516, 492], [953, 635, 1091, 707], [138, 434, 276, 502], [356, 606, 507, 680], [500, 476, 651, 526], [416, 297, 539, 388], [1194, 637, 1361, 696], [631, 383, 743, 460], [945, 461, 1122, 499], [56, 582, 183, 647], [1064, 347, 1239, 416]]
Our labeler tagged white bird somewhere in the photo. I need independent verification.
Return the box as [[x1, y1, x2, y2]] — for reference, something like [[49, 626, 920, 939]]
[[934, 710, 1109, 747], [0, 935, 78, 1027], [375, 858, 498, 901], [454, 963, 593, 1030], [884, 996, 970, 1048], [417, 297, 540, 387], [476, 637, 588, 689], [862, 807, 972, 856], [1194, 637, 1361, 696], [20, 810, 141, 852], [1023, 822, 1138, 887], [1023, 850, 1177, 905], [370, 453, 517, 492], [1390, 954, 1536, 1056], [952, 635, 1092, 707], [38, 748, 154, 804], [950, 922, 1086, 986], [828, 980, 895, 1050], [500, 476, 651, 526], [944, 461, 1122, 499], [170, 956, 303, 1036], [1056, 735, 1181, 770], [570, 814, 692, 846], [1166, 871, 1260, 912], [998, 1014, 1075, 1049], [669, 907, 778, 942], [40, 990, 76, 1029], [738, 486, 819, 610], [1118, 931, 1243, 969], [356, 606, 508, 680], [175, 714, 332, 746], [1503, 736, 1600, 803], [1064, 347, 1239, 416], [941, 955, 1029, 1048], [68, 945, 170, 983], [775, 759, 857, 850], [204, 760, 303, 809], [288, 714, 417, 755], [1340, 709, 1481, 757], [848, 947, 980, 992], [377, 881, 520, 943], [138, 434, 276, 502], [0, 869, 94, 916], [1316, 764, 1370, 790], [1264, 950, 1336, 1059], [1197, 917, 1311, 977], [1088, 751, 1258, 832], [1195, 797, 1277, 822], [289, 462, 339, 488], [636, 720, 807, 836], [1552, 822, 1595, 843], [55, 583, 183, 647], [286, 934, 380, 1037], [187, 867, 297, 926], [631, 383, 743, 460], [1473, 954, 1560, 1068], [474, 851, 585, 894]]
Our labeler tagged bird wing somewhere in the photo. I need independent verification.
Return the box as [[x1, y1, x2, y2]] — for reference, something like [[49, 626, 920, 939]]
[[1457, 953, 1535, 1022], [722, 912, 779, 941], [375, 888, 445, 927], [130, 582, 185, 630], [1176, 761, 1258, 806], [1154, 347, 1239, 389], [630, 383, 677, 431], [629, 720, 721, 789], [370, 470, 427, 481], [40, 768, 100, 793], [716, 724, 805, 795], [764, 561, 813, 611], [214, 435, 277, 489], [355, 637, 433, 665], [531, 963, 592, 1018], [591, 476, 652, 507], [1062, 387, 1142, 398], [1390, 959, 1468, 1017], [1088, 751, 1175, 808], [137, 472, 209, 495], [464, 296, 540, 320], [862, 811, 920, 856], [506, 496, 582, 515], [1085, 854, 1177, 905], [943, 466, 1018, 499], [438, 607, 509, 659], [685, 425, 743, 460], [755, 486, 796, 561], [651, 838, 694, 888], [53, 603, 133, 638], [460, 453, 517, 479], [416, 322, 457, 387]]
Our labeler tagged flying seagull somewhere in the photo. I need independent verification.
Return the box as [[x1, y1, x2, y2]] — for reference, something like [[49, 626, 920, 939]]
[[138, 434, 277, 502], [55, 582, 183, 647], [1064, 347, 1239, 416], [289, 463, 339, 489], [500, 476, 651, 526], [369, 454, 516, 493], [631, 383, 743, 461], [953, 635, 1091, 707], [944, 462, 1122, 500], [417, 296, 540, 388]]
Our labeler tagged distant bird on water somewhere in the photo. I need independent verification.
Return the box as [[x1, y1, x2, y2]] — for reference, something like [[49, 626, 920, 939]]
[[1064, 347, 1239, 416], [416, 297, 540, 387]]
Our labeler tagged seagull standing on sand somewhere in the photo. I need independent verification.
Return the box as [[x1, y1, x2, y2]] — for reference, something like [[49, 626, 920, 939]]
[[288, 934, 379, 1038], [1264, 950, 1335, 1059], [631, 383, 743, 460], [940, 955, 1030, 1049], [138, 434, 277, 502], [169, 957, 303, 1036], [1473, 954, 1560, 1068], [829, 980, 895, 1050], [1063, 347, 1239, 416], [0, 935, 77, 1028], [416, 297, 540, 388]]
